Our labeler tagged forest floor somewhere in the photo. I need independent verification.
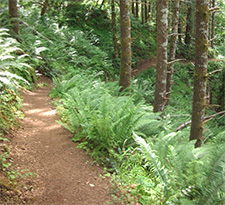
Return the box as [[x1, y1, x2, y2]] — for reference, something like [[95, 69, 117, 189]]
[[1, 58, 157, 204], [2, 76, 116, 204]]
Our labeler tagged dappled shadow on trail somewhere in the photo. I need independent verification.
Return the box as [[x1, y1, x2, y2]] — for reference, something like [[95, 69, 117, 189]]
[[11, 76, 113, 204]]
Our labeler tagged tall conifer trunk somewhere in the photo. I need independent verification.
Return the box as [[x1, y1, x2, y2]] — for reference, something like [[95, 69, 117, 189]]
[[190, 0, 209, 148], [9, 0, 19, 34], [153, 0, 168, 114], [119, 0, 131, 91], [211, 0, 215, 48], [166, 0, 180, 106], [184, 5, 193, 45], [136, 0, 139, 18], [112, 0, 118, 62]]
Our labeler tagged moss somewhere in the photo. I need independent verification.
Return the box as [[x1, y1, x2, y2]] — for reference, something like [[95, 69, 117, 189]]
[[197, 5, 210, 22]]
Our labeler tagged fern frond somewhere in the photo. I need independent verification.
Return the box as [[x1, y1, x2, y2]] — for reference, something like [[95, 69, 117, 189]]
[[134, 132, 168, 185]]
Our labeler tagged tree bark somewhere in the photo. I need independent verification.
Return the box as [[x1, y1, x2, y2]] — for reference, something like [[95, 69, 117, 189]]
[[211, 0, 215, 48], [144, 0, 148, 23], [119, 0, 131, 92], [141, 0, 144, 24], [190, 0, 209, 148], [166, 0, 180, 106], [41, 0, 48, 16], [219, 69, 225, 111], [153, 0, 168, 114], [112, 0, 118, 63], [132, 0, 135, 15], [136, 0, 139, 18], [9, 0, 19, 34], [184, 5, 193, 45]]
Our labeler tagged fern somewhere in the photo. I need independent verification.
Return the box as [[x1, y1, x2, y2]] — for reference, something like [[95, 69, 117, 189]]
[[198, 145, 225, 204], [134, 132, 168, 185]]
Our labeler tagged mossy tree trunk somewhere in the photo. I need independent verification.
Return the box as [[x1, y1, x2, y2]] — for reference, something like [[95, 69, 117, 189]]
[[210, 0, 215, 48], [112, 0, 118, 63], [190, 0, 209, 148], [184, 4, 193, 45], [166, 0, 180, 106], [119, 0, 131, 92], [9, 0, 19, 34], [41, 0, 48, 16], [153, 0, 168, 114], [141, 0, 144, 24]]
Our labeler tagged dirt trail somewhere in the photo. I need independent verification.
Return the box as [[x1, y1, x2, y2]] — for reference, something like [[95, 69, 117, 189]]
[[132, 57, 156, 77], [11, 76, 113, 204]]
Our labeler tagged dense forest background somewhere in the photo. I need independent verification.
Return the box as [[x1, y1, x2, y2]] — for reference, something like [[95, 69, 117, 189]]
[[0, 0, 225, 204]]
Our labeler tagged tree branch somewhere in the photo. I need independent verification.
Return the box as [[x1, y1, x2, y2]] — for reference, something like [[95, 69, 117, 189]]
[[208, 69, 222, 76], [167, 59, 186, 65], [168, 33, 185, 37], [18, 19, 53, 43], [176, 110, 225, 131], [209, 7, 220, 13]]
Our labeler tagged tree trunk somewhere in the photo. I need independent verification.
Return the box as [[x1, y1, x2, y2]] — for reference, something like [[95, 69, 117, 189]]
[[100, 0, 106, 9], [219, 69, 225, 111], [9, 0, 19, 34], [190, 0, 209, 148], [166, 0, 180, 106], [184, 5, 192, 45], [144, 0, 148, 23], [119, 0, 131, 92], [112, 0, 118, 62], [211, 0, 215, 48], [141, 0, 144, 24], [178, 19, 182, 43], [136, 0, 139, 18], [41, 0, 48, 16], [153, 0, 168, 114], [132, 0, 135, 15]]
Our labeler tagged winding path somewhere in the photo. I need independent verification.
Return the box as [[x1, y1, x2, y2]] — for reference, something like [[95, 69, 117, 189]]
[[11, 76, 113, 204]]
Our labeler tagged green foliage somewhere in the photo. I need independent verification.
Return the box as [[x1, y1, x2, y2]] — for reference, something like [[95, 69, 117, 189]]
[[51, 72, 161, 165], [0, 28, 35, 136]]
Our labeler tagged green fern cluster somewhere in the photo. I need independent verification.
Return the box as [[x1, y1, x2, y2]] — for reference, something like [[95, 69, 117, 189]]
[[132, 131, 225, 204], [0, 28, 36, 135], [18, 13, 114, 78], [51, 72, 161, 163]]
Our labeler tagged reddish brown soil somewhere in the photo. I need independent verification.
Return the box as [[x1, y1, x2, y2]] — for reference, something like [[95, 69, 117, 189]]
[[10, 76, 115, 204], [132, 57, 157, 77]]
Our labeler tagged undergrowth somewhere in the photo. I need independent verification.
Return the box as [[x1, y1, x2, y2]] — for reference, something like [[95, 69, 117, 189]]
[[0, 2, 224, 204]]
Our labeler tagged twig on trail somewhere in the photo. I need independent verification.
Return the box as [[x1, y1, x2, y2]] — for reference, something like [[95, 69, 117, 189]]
[[176, 110, 225, 131], [18, 19, 53, 43]]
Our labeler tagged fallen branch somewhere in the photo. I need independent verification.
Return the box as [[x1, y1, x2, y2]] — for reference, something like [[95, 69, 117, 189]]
[[176, 110, 225, 131], [18, 19, 53, 43]]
